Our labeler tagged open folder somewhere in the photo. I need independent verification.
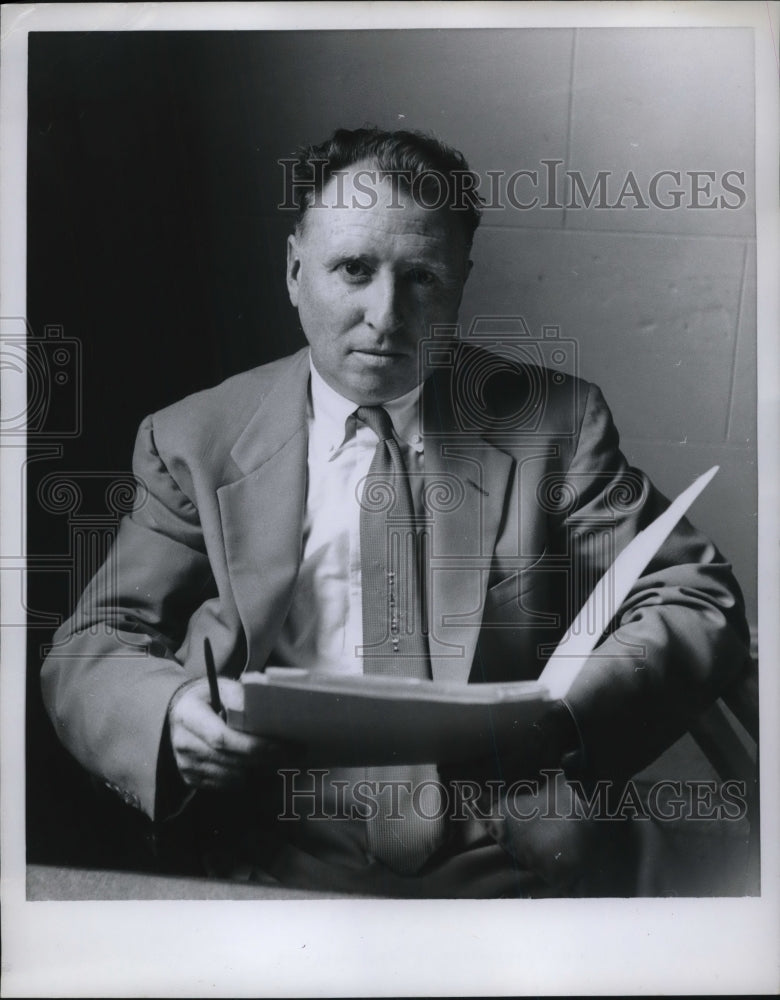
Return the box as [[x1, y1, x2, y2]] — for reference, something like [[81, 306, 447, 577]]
[[228, 466, 718, 765]]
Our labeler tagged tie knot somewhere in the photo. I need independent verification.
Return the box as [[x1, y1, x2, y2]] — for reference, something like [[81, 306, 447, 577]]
[[356, 405, 394, 442]]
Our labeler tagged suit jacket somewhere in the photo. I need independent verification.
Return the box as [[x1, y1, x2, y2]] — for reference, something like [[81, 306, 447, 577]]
[[41, 345, 750, 820]]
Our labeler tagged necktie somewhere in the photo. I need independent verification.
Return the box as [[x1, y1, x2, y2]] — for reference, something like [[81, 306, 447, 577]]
[[356, 405, 446, 874]]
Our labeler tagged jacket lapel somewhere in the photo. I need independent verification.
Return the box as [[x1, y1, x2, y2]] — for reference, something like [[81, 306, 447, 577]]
[[422, 371, 515, 682], [217, 349, 310, 672]]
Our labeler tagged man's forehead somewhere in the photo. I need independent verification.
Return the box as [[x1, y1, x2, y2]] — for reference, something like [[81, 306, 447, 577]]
[[300, 160, 464, 247]]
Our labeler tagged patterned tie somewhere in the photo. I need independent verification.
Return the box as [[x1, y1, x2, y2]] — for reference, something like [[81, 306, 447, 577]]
[[356, 405, 446, 874]]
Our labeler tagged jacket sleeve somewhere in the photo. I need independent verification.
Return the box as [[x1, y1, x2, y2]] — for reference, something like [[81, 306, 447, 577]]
[[559, 383, 751, 780], [41, 414, 215, 819]]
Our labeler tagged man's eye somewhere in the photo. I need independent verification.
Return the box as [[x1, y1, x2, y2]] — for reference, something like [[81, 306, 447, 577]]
[[409, 269, 436, 287], [340, 260, 371, 280]]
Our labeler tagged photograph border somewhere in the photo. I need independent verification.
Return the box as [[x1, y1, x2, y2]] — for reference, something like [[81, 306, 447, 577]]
[[2, 2, 778, 996]]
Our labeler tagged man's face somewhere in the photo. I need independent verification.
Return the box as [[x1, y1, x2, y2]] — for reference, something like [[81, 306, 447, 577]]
[[286, 162, 472, 405]]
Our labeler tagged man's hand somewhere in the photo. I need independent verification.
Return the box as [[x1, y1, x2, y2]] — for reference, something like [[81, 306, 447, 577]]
[[492, 769, 600, 892], [168, 678, 288, 790], [438, 704, 602, 892]]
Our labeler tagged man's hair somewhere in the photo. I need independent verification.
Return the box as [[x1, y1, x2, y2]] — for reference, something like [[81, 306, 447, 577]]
[[290, 126, 483, 247]]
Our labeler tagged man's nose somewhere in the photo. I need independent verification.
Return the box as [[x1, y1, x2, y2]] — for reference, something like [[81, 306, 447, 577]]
[[364, 272, 404, 335]]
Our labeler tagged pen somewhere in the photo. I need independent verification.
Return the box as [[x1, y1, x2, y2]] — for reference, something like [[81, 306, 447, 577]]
[[204, 637, 226, 721]]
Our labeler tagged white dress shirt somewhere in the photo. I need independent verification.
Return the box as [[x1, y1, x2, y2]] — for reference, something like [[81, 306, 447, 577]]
[[273, 360, 424, 675]]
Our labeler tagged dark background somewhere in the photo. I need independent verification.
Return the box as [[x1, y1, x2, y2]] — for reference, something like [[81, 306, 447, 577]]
[[25, 29, 756, 870], [27, 32, 310, 866]]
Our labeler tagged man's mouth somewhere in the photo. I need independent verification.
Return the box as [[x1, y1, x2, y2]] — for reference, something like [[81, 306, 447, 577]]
[[352, 348, 405, 360]]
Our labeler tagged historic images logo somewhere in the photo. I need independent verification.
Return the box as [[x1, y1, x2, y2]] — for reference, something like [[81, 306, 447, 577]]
[[278, 769, 748, 824], [279, 160, 747, 213]]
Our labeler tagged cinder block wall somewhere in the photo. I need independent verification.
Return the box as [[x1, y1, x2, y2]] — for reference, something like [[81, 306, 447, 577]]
[[238, 27, 756, 628]]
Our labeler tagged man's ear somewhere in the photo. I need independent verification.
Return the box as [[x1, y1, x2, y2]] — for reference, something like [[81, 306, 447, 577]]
[[286, 233, 301, 307]]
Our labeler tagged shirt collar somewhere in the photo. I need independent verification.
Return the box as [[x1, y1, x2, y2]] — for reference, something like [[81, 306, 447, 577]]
[[308, 358, 424, 454]]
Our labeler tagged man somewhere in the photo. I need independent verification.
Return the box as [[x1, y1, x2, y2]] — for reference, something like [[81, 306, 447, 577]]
[[41, 128, 750, 897]]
